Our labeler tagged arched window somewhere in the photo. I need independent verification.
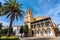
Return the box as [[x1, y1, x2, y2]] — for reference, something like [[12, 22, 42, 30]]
[[42, 29, 46, 36], [46, 28, 52, 36], [40, 30, 43, 36], [47, 28, 51, 33], [39, 30, 42, 36], [34, 30, 36, 36]]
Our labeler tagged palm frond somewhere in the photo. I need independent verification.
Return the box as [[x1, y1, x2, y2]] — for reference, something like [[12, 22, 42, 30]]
[[15, 14, 18, 20], [6, 12, 12, 18], [9, 0, 13, 4], [0, 2, 2, 7], [18, 12, 23, 18], [1, 7, 10, 16], [4, 0, 10, 4], [10, 13, 15, 21], [18, 4, 23, 7], [4, 2, 11, 6], [20, 10, 25, 13], [18, 4, 23, 9]]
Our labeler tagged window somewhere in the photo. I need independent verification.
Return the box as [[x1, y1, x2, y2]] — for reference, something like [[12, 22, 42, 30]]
[[39, 30, 41, 35], [46, 28, 51, 34], [31, 25, 33, 28], [41, 22, 44, 27], [37, 24, 40, 28], [34, 24, 36, 28], [42, 29, 45, 35], [32, 30, 34, 35], [45, 21, 51, 27], [40, 31, 43, 35], [34, 30, 36, 36]]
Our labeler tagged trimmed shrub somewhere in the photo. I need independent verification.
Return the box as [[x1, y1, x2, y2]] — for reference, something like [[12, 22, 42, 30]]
[[20, 25, 24, 37], [23, 25, 28, 37], [1, 29, 8, 34]]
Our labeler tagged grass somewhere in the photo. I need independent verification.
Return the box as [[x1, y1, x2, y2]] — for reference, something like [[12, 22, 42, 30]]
[[0, 36, 19, 40]]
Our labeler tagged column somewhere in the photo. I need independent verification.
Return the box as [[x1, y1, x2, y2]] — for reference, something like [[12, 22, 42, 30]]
[[43, 20, 45, 27], [39, 30, 41, 36], [35, 23, 37, 29], [49, 19, 53, 27], [39, 22, 41, 28], [51, 28, 56, 37]]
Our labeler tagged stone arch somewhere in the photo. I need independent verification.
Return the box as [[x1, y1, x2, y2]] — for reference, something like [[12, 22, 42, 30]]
[[47, 28, 51, 33], [38, 29, 42, 36], [42, 29, 46, 36], [46, 28, 53, 36]]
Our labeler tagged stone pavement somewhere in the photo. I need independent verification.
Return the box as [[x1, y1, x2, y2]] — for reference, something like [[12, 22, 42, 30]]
[[19, 36, 60, 40]]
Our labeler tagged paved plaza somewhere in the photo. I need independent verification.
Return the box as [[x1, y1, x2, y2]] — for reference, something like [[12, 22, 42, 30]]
[[20, 36, 60, 40]]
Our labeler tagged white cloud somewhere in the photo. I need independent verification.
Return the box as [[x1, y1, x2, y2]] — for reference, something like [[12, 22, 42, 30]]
[[48, 0, 50, 2], [47, 5, 60, 15], [39, 0, 42, 2], [0, 21, 9, 26], [38, 0, 51, 3], [46, 5, 60, 24]]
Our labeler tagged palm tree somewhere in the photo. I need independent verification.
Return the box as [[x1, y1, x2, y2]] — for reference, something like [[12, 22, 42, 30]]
[[1, 0, 24, 36]]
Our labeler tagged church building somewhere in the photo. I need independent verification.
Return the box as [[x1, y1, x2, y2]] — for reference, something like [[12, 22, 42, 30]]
[[24, 8, 56, 38]]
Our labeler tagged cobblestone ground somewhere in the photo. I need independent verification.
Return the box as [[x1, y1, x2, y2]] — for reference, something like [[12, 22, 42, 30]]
[[20, 37, 60, 40]]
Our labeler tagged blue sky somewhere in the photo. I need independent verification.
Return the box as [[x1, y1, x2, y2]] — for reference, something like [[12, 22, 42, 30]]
[[0, 0, 60, 26]]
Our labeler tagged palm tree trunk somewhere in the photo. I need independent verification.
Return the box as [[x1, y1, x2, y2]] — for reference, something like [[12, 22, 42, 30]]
[[7, 19, 13, 37], [7, 12, 14, 37]]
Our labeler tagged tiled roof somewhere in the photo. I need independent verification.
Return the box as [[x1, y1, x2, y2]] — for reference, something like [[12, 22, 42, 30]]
[[35, 16, 50, 21], [30, 16, 50, 23]]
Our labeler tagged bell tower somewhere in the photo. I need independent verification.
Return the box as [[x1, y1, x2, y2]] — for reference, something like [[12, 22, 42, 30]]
[[24, 8, 34, 36], [24, 8, 34, 24]]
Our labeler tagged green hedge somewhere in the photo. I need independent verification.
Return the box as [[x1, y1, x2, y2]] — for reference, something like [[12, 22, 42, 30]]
[[1, 29, 8, 34], [0, 36, 19, 40], [0, 38, 19, 40]]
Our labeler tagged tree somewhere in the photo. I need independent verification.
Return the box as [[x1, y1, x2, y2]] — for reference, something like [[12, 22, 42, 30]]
[[0, 2, 2, 16], [23, 25, 28, 37], [0, 23, 2, 37], [19, 25, 24, 37], [0, 23, 2, 30], [0, 0, 24, 36]]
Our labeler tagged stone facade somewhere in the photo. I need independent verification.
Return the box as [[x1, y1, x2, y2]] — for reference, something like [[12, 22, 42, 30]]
[[24, 8, 56, 38]]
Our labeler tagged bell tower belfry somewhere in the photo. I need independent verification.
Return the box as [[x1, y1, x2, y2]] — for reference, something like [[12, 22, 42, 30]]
[[24, 8, 34, 24]]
